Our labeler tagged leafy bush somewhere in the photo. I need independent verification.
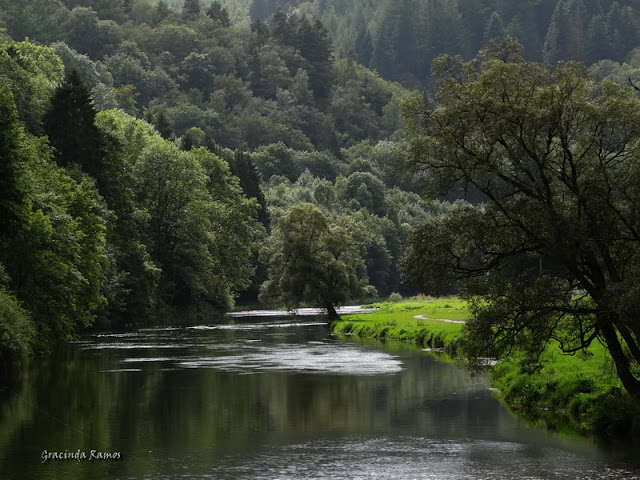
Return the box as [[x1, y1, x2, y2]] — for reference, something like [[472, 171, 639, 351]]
[[388, 292, 402, 303], [0, 290, 35, 359]]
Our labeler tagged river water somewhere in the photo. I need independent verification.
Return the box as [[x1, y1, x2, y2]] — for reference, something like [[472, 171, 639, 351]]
[[1, 316, 639, 479]]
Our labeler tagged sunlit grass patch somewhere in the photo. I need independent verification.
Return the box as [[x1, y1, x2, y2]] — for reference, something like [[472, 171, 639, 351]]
[[333, 296, 468, 351], [491, 341, 640, 438]]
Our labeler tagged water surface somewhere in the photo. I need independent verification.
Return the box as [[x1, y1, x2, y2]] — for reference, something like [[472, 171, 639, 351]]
[[1, 316, 639, 479]]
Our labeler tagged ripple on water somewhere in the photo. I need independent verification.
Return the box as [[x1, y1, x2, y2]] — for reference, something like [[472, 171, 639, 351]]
[[199, 437, 640, 480], [188, 321, 327, 331], [82, 343, 205, 350], [182, 343, 403, 375], [117, 343, 403, 375]]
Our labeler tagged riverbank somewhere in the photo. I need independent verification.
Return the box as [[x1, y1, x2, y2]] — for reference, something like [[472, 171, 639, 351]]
[[332, 296, 640, 440], [332, 297, 466, 353]]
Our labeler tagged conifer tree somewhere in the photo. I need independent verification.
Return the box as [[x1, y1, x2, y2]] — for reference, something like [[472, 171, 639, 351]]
[[43, 69, 104, 180], [230, 150, 270, 228], [484, 11, 505, 44], [154, 111, 174, 141], [206, 1, 231, 27], [585, 14, 611, 64], [354, 21, 373, 68], [182, 0, 201, 17], [298, 18, 333, 98]]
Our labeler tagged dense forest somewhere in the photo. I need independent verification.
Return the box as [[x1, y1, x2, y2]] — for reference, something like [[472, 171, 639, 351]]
[[164, 0, 640, 87], [2, 0, 640, 389], [0, 0, 437, 363]]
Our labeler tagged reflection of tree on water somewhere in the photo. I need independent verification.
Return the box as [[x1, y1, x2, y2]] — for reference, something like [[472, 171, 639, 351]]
[[0, 323, 635, 479]]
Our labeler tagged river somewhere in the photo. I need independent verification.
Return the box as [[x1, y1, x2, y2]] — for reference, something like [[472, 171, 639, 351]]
[[1, 315, 639, 479]]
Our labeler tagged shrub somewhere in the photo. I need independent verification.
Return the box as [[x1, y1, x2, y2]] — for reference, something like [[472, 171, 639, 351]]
[[388, 292, 403, 303], [0, 290, 35, 359]]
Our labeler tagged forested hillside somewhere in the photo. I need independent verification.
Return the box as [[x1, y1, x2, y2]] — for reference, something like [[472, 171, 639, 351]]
[[3, 0, 640, 367], [189, 0, 640, 88], [0, 0, 438, 363]]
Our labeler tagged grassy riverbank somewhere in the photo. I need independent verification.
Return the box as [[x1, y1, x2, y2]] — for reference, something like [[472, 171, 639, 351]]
[[333, 297, 640, 440], [332, 296, 467, 352], [491, 347, 640, 438]]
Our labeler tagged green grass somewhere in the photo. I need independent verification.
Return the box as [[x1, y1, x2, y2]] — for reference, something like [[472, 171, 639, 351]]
[[333, 296, 468, 352], [491, 343, 640, 439]]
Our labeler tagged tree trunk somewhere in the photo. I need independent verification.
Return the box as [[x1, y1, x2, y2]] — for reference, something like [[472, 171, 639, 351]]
[[326, 303, 340, 323], [600, 321, 640, 401]]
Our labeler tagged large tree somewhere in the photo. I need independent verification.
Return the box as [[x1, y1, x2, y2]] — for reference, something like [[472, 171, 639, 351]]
[[43, 69, 104, 179], [259, 203, 368, 321], [402, 39, 640, 399]]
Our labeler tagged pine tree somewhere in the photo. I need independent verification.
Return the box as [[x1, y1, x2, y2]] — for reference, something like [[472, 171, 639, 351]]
[[206, 1, 231, 27], [354, 20, 373, 68], [484, 11, 505, 44], [183, 0, 201, 17], [154, 111, 174, 141], [271, 10, 297, 47], [607, 3, 640, 63], [230, 150, 270, 228], [43, 69, 104, 179], [585, 14, 611, 64], [298, 18, 333, 98], [543, 0, 587, 63], [370, 0, 418, 81]]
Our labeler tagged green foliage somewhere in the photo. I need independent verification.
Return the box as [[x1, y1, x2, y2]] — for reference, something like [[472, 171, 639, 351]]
[[403, 39, 640, 399], [0, 40, 64, 134], [0, 84, 109, 346], [344, 171, 386, 216], [0, 268, 34, 360], [0, 87, 26, 239], [131, 129, 262, 313], [94, 109, 160, 327], [43, 70, 105, 178], [260, 203, 368, 316], [491, 347, 640, 438], [388, 292, 402, 303]]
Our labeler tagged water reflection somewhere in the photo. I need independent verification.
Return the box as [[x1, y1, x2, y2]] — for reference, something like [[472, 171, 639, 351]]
[[0, 319, 639, 480]]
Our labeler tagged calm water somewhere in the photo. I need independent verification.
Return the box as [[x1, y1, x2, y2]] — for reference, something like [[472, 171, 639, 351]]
[[1, 316, 639, 479]]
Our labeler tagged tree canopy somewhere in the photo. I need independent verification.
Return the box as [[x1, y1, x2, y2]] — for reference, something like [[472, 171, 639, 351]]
[[259, 203, 369, 320], [402, 39, 640, 399]]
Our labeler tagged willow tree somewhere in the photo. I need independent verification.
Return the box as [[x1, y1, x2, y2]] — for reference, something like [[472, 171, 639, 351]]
[[402, 39, 640, 399], [259, 203, 368, 321]]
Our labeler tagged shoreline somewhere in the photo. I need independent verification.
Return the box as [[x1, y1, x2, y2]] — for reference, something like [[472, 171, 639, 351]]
[[332, 297, 640, 441]]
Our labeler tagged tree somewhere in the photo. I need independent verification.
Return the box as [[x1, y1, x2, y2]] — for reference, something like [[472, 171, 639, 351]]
[[206, 2, 231, 27], [543, 0, 587, 63], [182, 0, 201, 17], [0, 88, 25, 239], [402, 39, 640, 400], [133, 131, 262, 313], [484, 11, 505, 43], [344, 171, 387, 216], [354, 20, 373, 68], [8, 137, 109, 342], [260, 203, 368, 321], [0, 41, 64, 134], [152, 111, 174, 140], [43, 69, 104, 179], [63, 7, 121, 59], [298, 18, 334, 99], [94, 109, 160, 328], [229, 150, 270, 228]]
